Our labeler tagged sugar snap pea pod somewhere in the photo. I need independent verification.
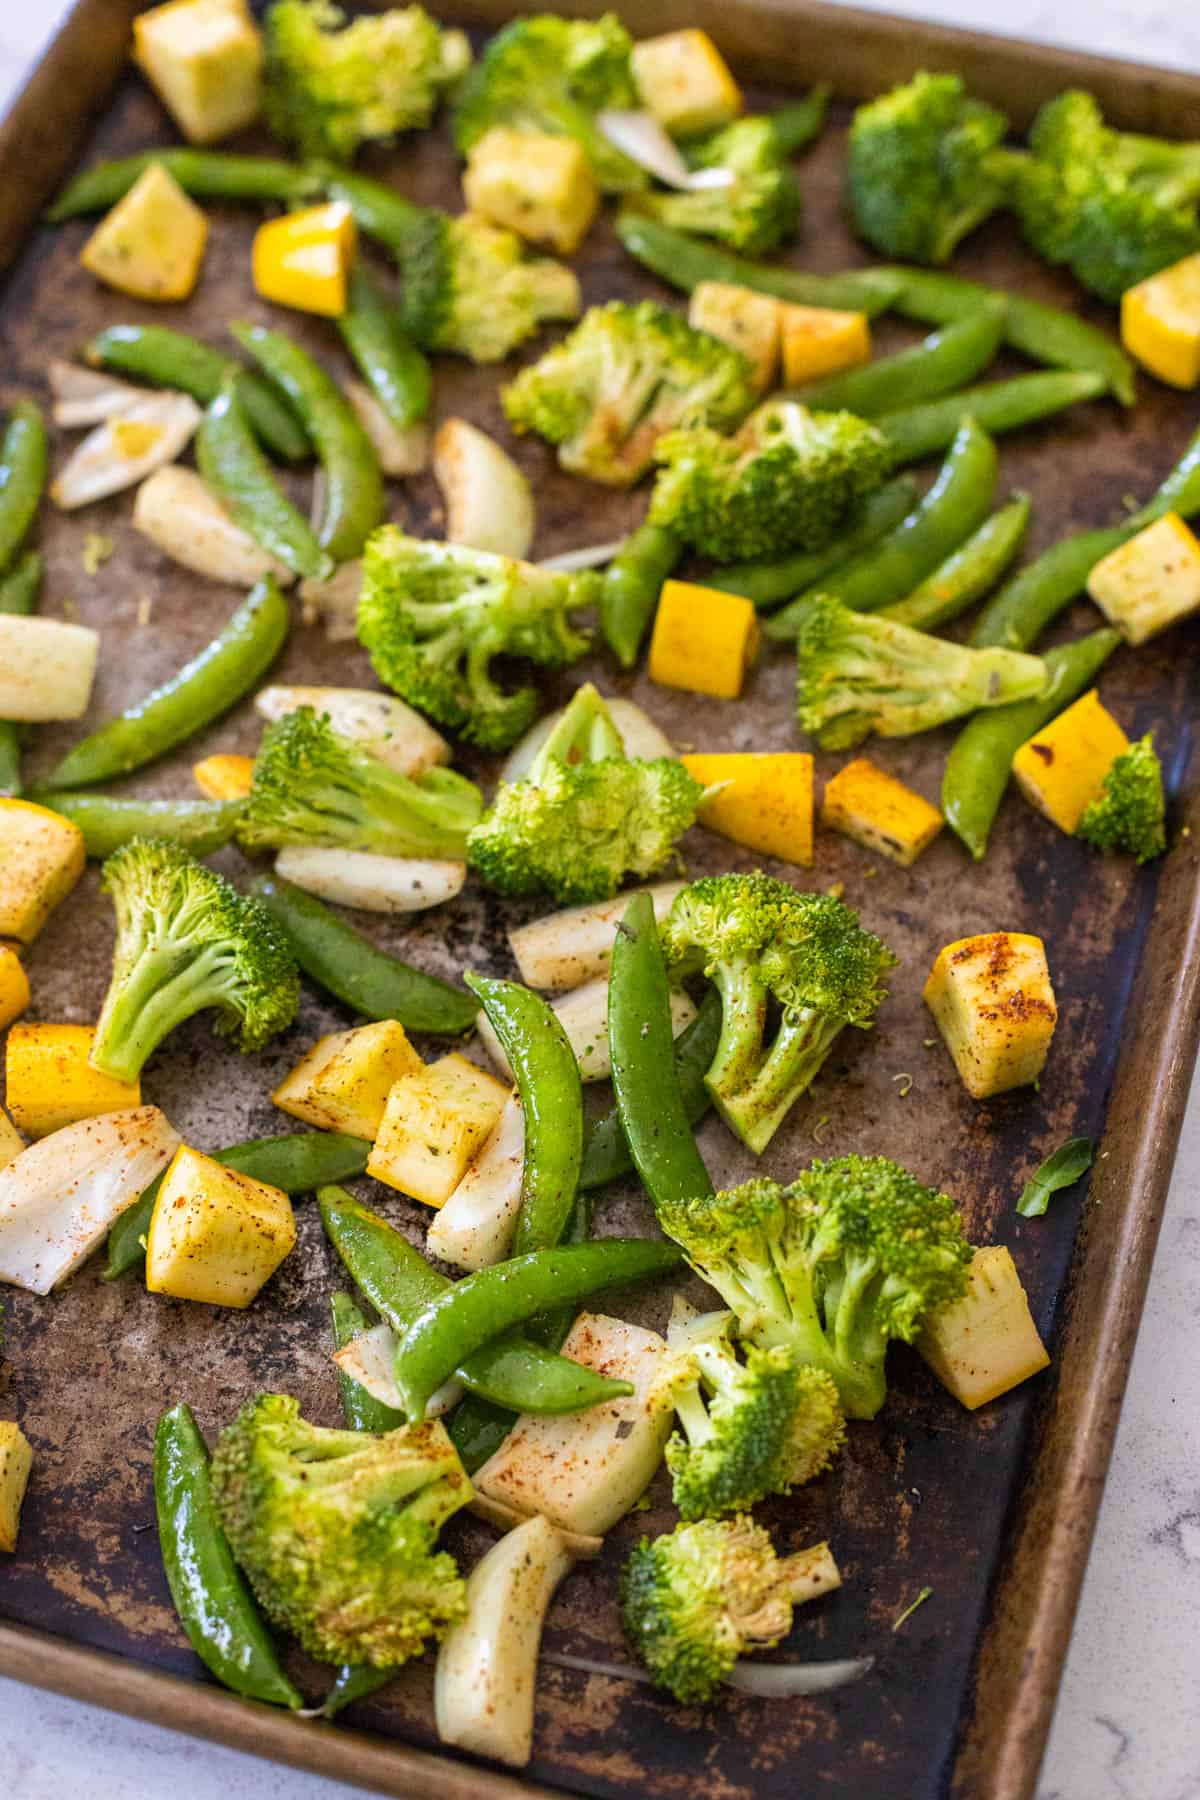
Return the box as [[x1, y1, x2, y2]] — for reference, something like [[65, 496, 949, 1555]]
[[447, 1394, 514, 1475], [0, 551, 41, 796], [879, 370, 1107, 466], [708, 476, 918, 606], [250, 874, 478, 1036], [615, 213, 903, 316], [314, 166, 428, 257], [48, 150, 316, 221], [880, 494, 1030, 631], [886, 265, 1136, 408], [580, 987, 722, 1192], [600, 522, 682, 668], [943, 629, 1121, 859], [770, 86, 831, 154], [86, 324, 309, 463], [231, 324, 384, 564], [332, 1292, 405, 1434], [766, 420, 997, 640], [198, 386, 333, 580], [34, 794, 245, 859], [154, 1402, 303, 1710], [793, 302, 1006, 418], [0, 401, 47, 572], [337, 263, 431, 432], [40, 576, 290, 791]]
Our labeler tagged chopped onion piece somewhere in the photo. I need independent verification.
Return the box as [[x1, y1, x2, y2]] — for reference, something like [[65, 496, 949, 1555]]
[[542, 1651, 873, 1697], [254, 685, 450, 775], [538, 540, 625, 572], [508, 882, 685, 990], [333, 1322, 460, 1417], [501, 698, 676, 784], [426, 1092, 524, 1270], [133, 466, 295, 587], [434, 418, 534, 560], [344, 379, 430, 477], [274, 847, 466, 913], [49, 360, 146, 428], [597, 110, 735, 190], [299, 560, 361, 641], [51, 393, 201, 509]]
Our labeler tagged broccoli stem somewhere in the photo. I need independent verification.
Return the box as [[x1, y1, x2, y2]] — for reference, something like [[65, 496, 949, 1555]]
[[718, 1011, 845, 1156], [705, 960, 770, 1102], [91, 941, 240, 1083], [671, 1377, 716, 1452]]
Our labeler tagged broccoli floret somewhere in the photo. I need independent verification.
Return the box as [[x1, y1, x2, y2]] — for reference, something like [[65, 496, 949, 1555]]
[[211, 1394, 470, 1668], [358, 529, 595, 752], [794, 593, 1048, 750], [1077, 733, 1167, 862], [467, 682, 702, 904], [453, 13, 646, 194], [649, 401, 890, 563], [661, 873, 894, 1155], [236, 706, 482, 859], [847, 71, 1025, 264], [620, 1515, 822, 1704], [397, 209, 581, 365], [630, 116, 802, 256], [89, 841, 299, 1084], [657, 1158, 972, 1419], [264, 0, 463, 162], [504, 300, 754, 487]]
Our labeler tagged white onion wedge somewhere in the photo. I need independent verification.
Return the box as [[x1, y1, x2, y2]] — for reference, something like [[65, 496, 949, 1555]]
[[597, 110, 735, 190], [274, 848, 466, 913], [50, 393, 201, 509], [133, 466, 295, 588], [0, 615, 100, 721], [433, 418, 534, 560], [344, 379, 430, 477], [298, 560, 362, 641], [508, 882, 686, 990], [48, 360, 146, 428], [426, 1093, 524, 1271], [476, 975, 694, 1083], [538, 540, 625, 573], [333, 1322, 461, 1417], [542, 1652, 872, 1697], [254, 685, 450, 776], [0, 1107, 180, 1294], [501, 698, 676, 783]]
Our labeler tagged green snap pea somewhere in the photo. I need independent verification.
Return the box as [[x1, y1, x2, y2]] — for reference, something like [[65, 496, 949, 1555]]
[[34, 794, 244, 859], [580, 987, 722, 1192], [880, 494, 1031, 631], [615, 213, 904, 316], [792, 301, 1006, 417], [708, 476, 918, 607], [766, 419, 997, 640], [0, 401, 47, 573], [446, 1394, 513, 1475], [48, 151, 316, 221], [314, 166, 428, 258], [41, 576, 290, 792], [198, 387, 332, 580], [86, 325, 309, 463], [337, 263, 431, 432], [0, 551, 41, 797], [942, 629, 1121, 859], [392, 1237, 683, 1421], [250, 874, 478, 1036], [600, 522, 682, 668], [879, 371, 1107, 466], [332, 1292, 405, 1434], [770, 86, 831, 155], [154, 1402, 302, 1710]]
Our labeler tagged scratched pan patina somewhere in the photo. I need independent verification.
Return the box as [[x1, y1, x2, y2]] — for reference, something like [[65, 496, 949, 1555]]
[[2, 7, 1200, 1800]]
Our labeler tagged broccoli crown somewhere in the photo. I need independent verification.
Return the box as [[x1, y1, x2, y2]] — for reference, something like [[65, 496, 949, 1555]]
[[794, 592, 1048, 750], [237, 705, 482, 858], [453, 13, 646, 193], [467, 682, 703, 903], [1077, 732, 1167, 862], [503, 300, 754, 487], [649, 401, 890, 563], [90, 841, 299, 1085], [657, 1158, 972, 1419], [847, 71, 1023, 264], [264, 0, 454, 161], [661, 873, 895, 1154], [399, 209, 580, 365], [358, 528, 595, 751], [211, 1394, 470, 1668], [634, 117, 803, 256], [620, 1514, 816, 1705]]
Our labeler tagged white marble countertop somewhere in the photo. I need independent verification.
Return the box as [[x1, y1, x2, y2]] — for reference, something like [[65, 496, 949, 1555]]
[[2, 5, 1199, 1798]]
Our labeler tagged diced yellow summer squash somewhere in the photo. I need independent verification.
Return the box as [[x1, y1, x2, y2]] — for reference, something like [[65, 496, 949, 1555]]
[[918, 1245, 1050, 1409], [631, 30, 741, 137], [252, 202, 357, 318], [648, 580, 759, 700], [368, 1053, 509, 1208], [463, 128, 598, 255], [1087, 513, 1200, 645], [680, 752, 813, 864], [4, 1023, 142, 1138], [0, 800, 86, 946], [0, 1422, 33, 1552], [780, 304, 871, 387], [133, 0, 264, 144], [0, 1109, 23, 1173], [0, 946, 29, 1031], [192, 752, 255, 801], [688, 283, 781, 393], [145, 1144, 296, 1307], [273, 1021, 422, 1141], [923, 932, 1057, 1101], [1121, 251, 1200, 389], [80, 163, 208, 302], [821, 758, 943, 866], [1011, 690, 1129, 836]]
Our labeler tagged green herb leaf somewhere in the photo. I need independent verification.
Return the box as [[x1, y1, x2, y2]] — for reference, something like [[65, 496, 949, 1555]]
[[1017, 1137, 1093, 1219]]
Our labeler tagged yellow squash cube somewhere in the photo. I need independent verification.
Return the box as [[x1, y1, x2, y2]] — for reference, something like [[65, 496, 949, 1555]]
[[632, 30, 741, 137], [1011, 690, 1130, 835], [463, 128, 598, 255], [4, 1023, 141, 1138], [1121, 251, 1200, 389], [780, 305, 871, 387], [688, 283, 781, 393], [192, 752, 255, 800], [681, 752, 813, 864], [0, 1422, 33, 1552], [81, 163, 208, 302], [368, 1053, 509, 1208], [273, 1021, 422, 1141], [1087, 512, 1200, 645], [821, 758, 943, 866], [145, 1144, 296, 1307], [0, 1108, 23, 1174], [649, 580, 759, 700], [0, 945, 29, 1031], [924, 932, 1057, 1100], [0, 800, 85, 946], [133, 0, 264, 144], [918, 1246, 1050, 1409], [252, 202, 357, 318]]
